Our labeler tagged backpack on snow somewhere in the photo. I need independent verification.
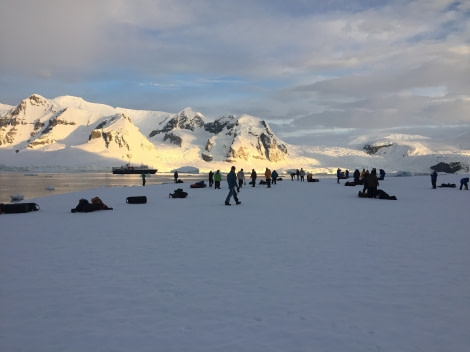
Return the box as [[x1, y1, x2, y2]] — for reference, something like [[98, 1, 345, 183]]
[[71, 197, 113, 213], [126, 196, 147, 204], [169, 188, 188, 198]]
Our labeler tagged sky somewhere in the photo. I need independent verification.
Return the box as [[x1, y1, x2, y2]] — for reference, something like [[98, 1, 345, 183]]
[[1, 0, 470, 143], [1, 174, 469, 351]]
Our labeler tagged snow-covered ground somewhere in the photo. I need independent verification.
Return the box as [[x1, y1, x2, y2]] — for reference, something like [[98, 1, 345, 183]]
[[1, 173, 469, 352]]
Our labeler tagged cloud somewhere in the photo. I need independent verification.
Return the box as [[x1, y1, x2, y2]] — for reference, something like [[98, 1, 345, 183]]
[[0, 0, 469, 140]]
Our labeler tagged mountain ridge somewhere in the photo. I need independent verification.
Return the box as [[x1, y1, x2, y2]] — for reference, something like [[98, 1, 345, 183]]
[[1, 94, 469, 174]]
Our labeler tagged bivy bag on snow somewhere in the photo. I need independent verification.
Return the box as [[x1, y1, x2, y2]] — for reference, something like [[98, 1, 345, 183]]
[[0, 202, 40, 214], [190, 180, 207, 188], [438, 183, 457, 188], [358, 190, 397, 200], [71, 197, 113, 213], [126, 196, 147, 204], [169, 188, 188, 198], [307, 178, 320, 182]]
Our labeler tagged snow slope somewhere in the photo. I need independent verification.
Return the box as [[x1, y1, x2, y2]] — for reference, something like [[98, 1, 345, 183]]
[[1, 174, 469, 352]]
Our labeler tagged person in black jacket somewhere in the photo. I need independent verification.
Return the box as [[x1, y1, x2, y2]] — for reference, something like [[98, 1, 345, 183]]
[[208, 170, 214, 187], [250, 169, 257, 187], [367, 169, 379, 198], [431, 171, 438, 189], [353, 169, 361, 184]]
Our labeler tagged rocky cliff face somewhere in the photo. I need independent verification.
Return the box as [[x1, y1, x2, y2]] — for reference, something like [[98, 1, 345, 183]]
[[149, 110, 205, 135], [223, 117, 288, 162], [148, 109, 289, 162], [0, 94, 57, 147]]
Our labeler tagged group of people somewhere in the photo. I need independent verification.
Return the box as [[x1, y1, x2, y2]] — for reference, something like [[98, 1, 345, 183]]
[[205, 167, 283, 205], [355, 168, 381, 198], [431, 171, 469, 190], [290, 168, 306, 181], [337, 168, 386, 185], [170, 166, 468, 205], [340, 167, 397, 199]]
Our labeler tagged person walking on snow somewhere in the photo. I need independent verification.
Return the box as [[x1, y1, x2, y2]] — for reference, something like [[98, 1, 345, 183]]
[[237, 168, 245, 191], [225, 166, 241, 205]]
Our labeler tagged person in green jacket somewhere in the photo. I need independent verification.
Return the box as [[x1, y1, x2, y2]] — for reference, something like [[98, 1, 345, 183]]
[[141, 172, 146, 186], [214, 170, 222, 189]]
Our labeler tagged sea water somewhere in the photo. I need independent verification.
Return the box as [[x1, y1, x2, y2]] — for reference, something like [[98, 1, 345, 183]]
[[0, 172, 208, 204]]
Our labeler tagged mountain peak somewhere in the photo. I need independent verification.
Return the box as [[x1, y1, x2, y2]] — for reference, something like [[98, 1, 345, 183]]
[[10, 94, 54, 119], [1, 94, 469, 173], [28, 93, 48, 102]]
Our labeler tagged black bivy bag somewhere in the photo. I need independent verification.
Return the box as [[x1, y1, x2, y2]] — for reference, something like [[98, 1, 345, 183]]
[[0, 203, 40, 214], [126, 196, 147, 204], [169, 188, 188, 198]]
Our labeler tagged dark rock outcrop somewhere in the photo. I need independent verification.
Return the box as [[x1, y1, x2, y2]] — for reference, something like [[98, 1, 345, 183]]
[[430, 162, 468, 173]]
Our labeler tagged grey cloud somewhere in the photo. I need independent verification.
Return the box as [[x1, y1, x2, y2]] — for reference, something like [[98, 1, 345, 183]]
[[287, 94, 470, 131], [0, 0, 469, 136]]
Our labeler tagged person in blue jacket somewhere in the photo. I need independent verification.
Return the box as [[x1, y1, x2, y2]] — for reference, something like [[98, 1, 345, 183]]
[[379, 169, 386, 180], [460, 177, 469, 190], [225, 166, 241, 205], [271, 169, 279, 185]]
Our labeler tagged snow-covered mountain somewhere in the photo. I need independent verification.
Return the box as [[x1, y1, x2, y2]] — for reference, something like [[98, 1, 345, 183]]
[[0, 94, 469, 174]]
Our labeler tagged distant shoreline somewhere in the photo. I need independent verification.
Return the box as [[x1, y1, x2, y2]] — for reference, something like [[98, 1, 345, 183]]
[[0, 172, 209, 204]]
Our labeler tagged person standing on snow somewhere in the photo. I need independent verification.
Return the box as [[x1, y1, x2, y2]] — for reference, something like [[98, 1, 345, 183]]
[[265, 168, 272, 188], [141, 172, 146, 186], [431, 171, 438, 189], [214, 170, 222, 189], [208, 170, 214, 188], [299, 168, 305, 182], [250, 169, 257, 187], [271, 169, 278, 185]]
